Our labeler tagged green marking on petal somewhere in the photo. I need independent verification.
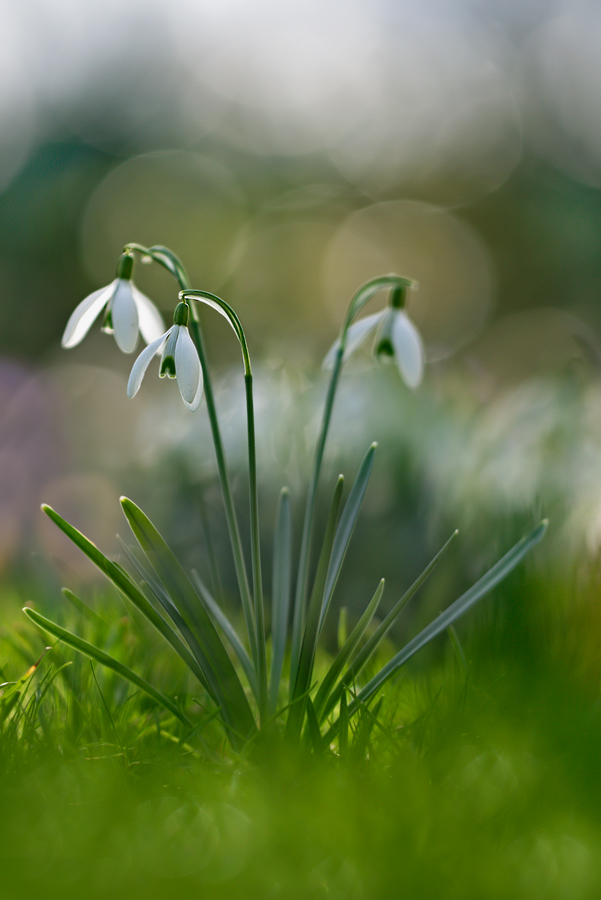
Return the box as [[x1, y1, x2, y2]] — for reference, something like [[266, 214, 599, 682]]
[[101, 307, 114, 334], [376, 338, 394, 357], [160, 355, 176, 378]]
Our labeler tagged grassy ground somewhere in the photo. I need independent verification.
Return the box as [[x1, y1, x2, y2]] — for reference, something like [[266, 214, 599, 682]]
[[2, 565, 601, 899]]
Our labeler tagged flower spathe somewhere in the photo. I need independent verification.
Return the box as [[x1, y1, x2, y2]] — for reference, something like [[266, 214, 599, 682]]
[[127, 303, 203, 411], [323, 306, 424, 389], [61, 255, 164, 354]]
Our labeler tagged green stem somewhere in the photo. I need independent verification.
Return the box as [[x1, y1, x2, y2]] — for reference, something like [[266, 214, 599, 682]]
[[124, 245, 259, 669], [245, 373, 268, 724], [188, 311, 258, 668], [289, 345, 344, 696]]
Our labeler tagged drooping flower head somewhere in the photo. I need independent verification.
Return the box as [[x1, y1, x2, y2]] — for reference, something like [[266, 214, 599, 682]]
[[61, 253, 165, 353], [127, 301, 203, 411], [324, 281, 424, 388]]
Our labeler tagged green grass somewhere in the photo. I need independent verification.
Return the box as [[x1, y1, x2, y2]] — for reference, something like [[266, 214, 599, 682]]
[[3, 572, 601, 899]]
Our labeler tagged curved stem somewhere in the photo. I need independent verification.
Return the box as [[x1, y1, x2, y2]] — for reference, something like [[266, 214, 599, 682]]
[[289, 345, 344, 695], [125, 244, 259, 669], [245, 373, 268, 723], [188, 310, 258, 667]]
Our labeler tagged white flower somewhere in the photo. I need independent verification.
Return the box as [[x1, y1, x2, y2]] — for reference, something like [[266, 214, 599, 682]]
[[126, 303, 203, 411], [61, 255, 164, 354], [323, 306, 424, 389]]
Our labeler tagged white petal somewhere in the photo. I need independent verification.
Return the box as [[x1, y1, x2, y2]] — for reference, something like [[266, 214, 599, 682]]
[[127, 330, 169, 399], [174, 327, 202, 410], [391, 311, 424, 389], [187, 363, 204, 412], [111, 280, 139, 353], [323, 311, 385, 370], [61, 282, 114, 348], [132, 285, 165, 346]]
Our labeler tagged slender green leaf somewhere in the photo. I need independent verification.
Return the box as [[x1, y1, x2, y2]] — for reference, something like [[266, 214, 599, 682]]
[[61, 588, 107, 625], [117, 537, 216, 694], [350, 520, 547, 713], [313, 578, 384, 721], [190, 569, 257, 697], [23, 608, 192, 729], [304, 697, 324, 754], [337, 607, 348, 650], [321, 530, 458, 722], [41, 506, 211, 692], [120, 497, 256, 744], [319, 444, 376, 632], [338, 690, 348, 758], [286, 476, 344, 741], [351, 696, 383, 761], [269, 488, 292, 715]]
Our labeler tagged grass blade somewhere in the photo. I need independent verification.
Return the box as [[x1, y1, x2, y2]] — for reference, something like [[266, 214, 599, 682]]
[[350, 520, 548, 713], [120, 497, 256, 744], [23, 607, 193, 729], [304, 697, 324, 754], [269, 488, 292, 716], [338, 689, 348, 758], [319, 443, 376, 632]]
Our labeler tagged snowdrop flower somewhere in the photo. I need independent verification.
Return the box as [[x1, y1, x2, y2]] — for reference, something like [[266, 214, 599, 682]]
[[324, 285, 424, 388], [61, 254, 164, 353], [127, 301, 203, 411]]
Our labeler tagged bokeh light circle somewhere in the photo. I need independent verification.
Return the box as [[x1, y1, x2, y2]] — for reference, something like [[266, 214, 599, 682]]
[[79, 151, 247, 294]]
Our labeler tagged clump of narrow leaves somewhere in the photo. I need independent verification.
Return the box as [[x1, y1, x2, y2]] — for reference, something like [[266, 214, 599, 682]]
[[23, 245, 547, 756]]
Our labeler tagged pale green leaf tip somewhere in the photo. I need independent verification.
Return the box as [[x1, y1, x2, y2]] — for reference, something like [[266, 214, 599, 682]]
[[41, 503, 51, 513]]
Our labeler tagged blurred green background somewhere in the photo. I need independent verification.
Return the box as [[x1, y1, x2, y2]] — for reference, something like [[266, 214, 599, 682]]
[[1, 0, 601, 625]]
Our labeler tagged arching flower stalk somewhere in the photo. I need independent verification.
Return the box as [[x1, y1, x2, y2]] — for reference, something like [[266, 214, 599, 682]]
[[289, 276, 422, 687]]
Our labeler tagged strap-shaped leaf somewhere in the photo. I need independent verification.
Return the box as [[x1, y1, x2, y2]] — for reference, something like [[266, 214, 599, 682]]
[[117, 542, 213, 694], [120, 497, 256, 743], [286, 476, 344, 741], [319, 444, 376, 632], [190, 569, 257, 698], [312, 578, 384, 721], [269, 488, 292, 715], [349, 520, 548, 714], [42, 505, 210, 692], [321, 529, 459, 721], [23, 607, 193, 729], [61, 588, 107, 625]]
